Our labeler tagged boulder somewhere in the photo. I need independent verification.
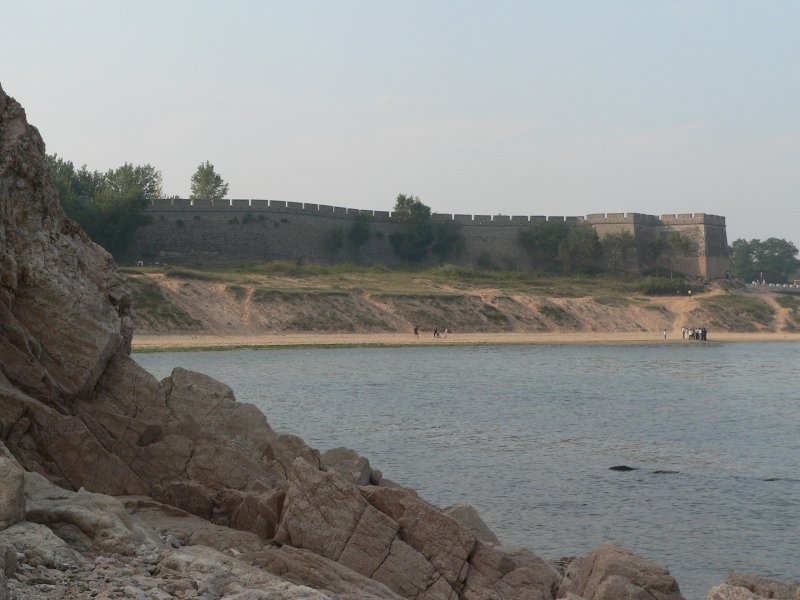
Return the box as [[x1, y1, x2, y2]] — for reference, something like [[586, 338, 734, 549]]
[[24, 471, 161, 561], [257, 545, 403, 599], [362, 485, 477, 590], [322, 447, 372, 485], [443, 503, 500, 545], [0, 564, 6, 600], [0, 456, 24, 530], [462, 541, 560, 600], [159, 545, 334, 599], [565, 544, 683, 600], [724, 572, 800, 600], [277, 458, 457, 599], [0, 521, 81, 569]]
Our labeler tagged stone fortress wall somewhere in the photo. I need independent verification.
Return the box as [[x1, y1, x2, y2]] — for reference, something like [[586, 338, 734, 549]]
[[128, 198, 729, 278]]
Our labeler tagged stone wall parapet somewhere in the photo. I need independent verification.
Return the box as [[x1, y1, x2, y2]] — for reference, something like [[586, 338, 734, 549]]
[[142, 199, 725, 228]]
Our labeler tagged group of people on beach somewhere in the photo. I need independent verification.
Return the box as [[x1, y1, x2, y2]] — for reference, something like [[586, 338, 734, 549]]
[[681, 325, 708, 341], [413, 325, 448, 338]]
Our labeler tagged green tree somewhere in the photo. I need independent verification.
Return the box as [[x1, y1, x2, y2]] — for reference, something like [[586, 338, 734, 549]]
[[517, 221, 570, 271], [389, 194, 435, 262], [324, 228, 344, 259], [600, 231, 636, 272], [431, 221, 465, 262], [47, 155, 161, 257], [663, 232, 699, 278], [190, 160, 229, 200], [557, 223, 601, 274], [347, 213, 371, 249], [731, 238, 800, 283]]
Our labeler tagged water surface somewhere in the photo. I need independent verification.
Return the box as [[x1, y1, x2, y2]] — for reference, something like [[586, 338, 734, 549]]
[[136, 343, 800, 600]]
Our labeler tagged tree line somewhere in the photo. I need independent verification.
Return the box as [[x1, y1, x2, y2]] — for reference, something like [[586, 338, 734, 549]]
[[48, 156, 228, 257]]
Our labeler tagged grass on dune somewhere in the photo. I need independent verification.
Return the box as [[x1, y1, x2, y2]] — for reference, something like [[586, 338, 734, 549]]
[[121, 261, 701, 298]]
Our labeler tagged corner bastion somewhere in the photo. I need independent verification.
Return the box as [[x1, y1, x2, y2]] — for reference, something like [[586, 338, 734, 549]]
[[128, 199, 729, 279]]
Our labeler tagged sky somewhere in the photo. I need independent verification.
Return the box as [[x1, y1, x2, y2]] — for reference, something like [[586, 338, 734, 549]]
[[2, 1, 799, 246]]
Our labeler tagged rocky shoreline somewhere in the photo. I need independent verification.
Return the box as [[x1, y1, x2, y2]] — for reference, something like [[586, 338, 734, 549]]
[[1, 85, 797, 600]]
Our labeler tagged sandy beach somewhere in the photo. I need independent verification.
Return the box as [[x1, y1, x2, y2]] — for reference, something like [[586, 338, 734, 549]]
[[131, 330, 800, 351]]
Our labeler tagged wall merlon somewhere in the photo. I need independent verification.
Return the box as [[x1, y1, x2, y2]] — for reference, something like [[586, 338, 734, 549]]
[[270, 201, 287, 209], [333, 206, 347, 215], [493, 215, 511, 223], [251, 199, 269, 209], [317, 204, 333, 213], [548, 216, 565, 222], [511, 216, 529, 223], [286, 201, 303, 210], [432, 213, 454, 222], [474, 215, 492, 224], [530, 216, 546, 223], [231, 199, 249, 209], [152, 198, 172, 208], [373, 210, 390, 219], [304, 203, 319, 211], [454, 214, 472, 223]]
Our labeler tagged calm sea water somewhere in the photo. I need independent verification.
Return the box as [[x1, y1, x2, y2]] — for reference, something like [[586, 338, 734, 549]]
[[135, 343, 800, 600]]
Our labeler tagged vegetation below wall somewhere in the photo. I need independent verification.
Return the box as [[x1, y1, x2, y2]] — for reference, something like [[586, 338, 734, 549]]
[[122, 263, 792, 336]]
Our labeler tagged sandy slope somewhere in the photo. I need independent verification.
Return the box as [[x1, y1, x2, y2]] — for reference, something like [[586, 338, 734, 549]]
[[128, 273, 800, 349]]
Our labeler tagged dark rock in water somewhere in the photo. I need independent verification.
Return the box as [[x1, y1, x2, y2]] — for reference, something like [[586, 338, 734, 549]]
[[609, 465, 638, 471]]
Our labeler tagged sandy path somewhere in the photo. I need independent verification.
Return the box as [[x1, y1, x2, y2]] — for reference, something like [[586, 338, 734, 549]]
[[132, 330, 800, 351]]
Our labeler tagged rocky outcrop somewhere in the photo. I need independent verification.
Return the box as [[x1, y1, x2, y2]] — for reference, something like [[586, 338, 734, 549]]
[[0, 455, 24, 530], [715, 572, 800, 600], [557, 544, 683, 600]]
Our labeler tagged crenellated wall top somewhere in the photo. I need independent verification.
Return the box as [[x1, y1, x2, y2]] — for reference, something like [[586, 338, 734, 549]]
[[146, 199, 724, 226]]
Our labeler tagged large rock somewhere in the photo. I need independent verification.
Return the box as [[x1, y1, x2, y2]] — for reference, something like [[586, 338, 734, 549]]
[[23, 471, 161, 560], [0, 521, 81, 569], [563, 544, 683, 600], [0, 455, 24, 530], [159, 545, 334, 599], [462, 542, 560, 600], [443, 503, 500, 545], [724, 572, 800, 600], [362, 485, 477, 591], [321, 447, 373, 485], [0, 84, 132, 405]]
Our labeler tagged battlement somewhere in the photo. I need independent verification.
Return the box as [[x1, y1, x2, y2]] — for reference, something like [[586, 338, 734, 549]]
[[145, 199, 725, 229]]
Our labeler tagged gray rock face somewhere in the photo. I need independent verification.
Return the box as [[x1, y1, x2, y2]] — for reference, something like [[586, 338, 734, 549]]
[[0, 456, 24, 530], [0, 521, 80, 569], [563, 544, 683, 600]]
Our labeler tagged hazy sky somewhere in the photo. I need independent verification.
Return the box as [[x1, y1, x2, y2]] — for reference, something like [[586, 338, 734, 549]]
[[3, 1, 799, 245]]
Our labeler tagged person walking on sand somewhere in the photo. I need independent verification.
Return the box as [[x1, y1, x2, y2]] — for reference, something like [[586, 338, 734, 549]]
[[413, 325, 419, 338], [433, 326, 439, 338]]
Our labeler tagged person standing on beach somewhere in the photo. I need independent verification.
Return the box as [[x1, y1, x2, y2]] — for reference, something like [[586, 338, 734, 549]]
[[663, 329, 667, 340], [413, 325, 419, 338], [433, 326, 439, 338]]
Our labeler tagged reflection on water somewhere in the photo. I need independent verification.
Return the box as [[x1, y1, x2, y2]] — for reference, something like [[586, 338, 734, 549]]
[[136, 343, 800, 600]]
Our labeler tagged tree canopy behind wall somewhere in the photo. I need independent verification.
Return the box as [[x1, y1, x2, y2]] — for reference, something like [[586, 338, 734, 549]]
[[47, 155, 162, 258]]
